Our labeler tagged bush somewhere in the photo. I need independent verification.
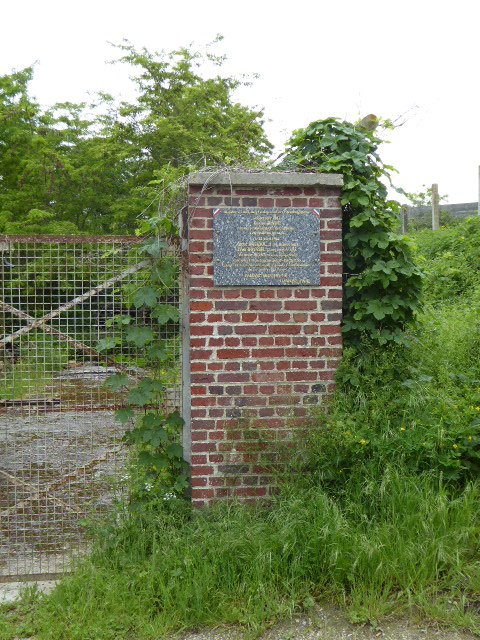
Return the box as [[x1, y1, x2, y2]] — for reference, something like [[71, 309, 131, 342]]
[[296, 217, 480, 489], [297, 311, 480, 489]]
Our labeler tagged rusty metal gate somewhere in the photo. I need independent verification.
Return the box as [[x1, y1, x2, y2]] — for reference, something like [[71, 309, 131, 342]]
[[0, 236, 181, 580]]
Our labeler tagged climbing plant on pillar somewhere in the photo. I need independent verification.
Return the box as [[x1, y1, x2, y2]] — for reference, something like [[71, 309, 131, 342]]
[[284, 118, 423, 346], [98, 232, 189, 507]]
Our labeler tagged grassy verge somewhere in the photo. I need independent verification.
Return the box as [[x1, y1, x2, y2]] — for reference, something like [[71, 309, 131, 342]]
[[3, 469, 480, 639]]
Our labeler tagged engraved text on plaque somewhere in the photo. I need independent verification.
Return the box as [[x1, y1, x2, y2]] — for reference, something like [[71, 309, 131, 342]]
[[213, 208, 321, 286]]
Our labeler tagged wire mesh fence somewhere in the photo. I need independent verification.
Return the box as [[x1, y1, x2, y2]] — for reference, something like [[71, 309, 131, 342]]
[[0, 236, 182, 580]]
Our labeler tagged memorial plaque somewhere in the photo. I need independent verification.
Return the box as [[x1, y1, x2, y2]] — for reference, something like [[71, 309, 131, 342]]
[[213, 208, 321, 286]]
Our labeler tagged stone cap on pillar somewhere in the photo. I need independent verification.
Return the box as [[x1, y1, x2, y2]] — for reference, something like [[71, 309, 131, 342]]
[[188, 171, 343, 187]]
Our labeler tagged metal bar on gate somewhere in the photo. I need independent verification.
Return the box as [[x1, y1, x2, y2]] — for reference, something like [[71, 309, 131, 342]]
[[0, 469, 83, 517], [0, 444, 123, 518], [0, 300, 105, 357], [0, 260, 150, 347], [0, 235, 182, 580], [0, 235, 143, 244], [0, 300, 142, 379]]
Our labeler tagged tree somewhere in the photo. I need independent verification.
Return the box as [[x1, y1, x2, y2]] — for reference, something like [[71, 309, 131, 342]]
[[0, 66, 41, 217], [0, 41, 272, 234], [97, 40, 272, 231], [0, 71, 96, 231]]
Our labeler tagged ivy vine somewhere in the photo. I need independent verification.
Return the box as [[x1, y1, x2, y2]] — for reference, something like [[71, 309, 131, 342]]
[[98, 234, 189, 506], [284, 117, 423, 345]]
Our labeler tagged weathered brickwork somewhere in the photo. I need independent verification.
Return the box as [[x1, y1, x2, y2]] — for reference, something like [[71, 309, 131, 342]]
[[186, 173, 343, 506]]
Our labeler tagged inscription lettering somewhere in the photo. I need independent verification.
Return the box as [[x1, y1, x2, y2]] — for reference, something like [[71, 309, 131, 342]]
[[213, 208, 321, 286]]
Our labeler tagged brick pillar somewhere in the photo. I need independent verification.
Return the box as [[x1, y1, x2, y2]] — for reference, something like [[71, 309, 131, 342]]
[[184, 172, 343, 506]]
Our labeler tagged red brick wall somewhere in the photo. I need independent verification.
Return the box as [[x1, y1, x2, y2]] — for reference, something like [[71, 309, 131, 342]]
[[186, 176, 343, 506]]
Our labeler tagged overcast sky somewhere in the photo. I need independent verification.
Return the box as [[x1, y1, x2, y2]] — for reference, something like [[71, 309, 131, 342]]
[[1, 0, 479, 203]]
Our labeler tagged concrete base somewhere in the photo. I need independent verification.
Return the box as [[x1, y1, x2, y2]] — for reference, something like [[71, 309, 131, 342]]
[[0, 579, 57, 603]]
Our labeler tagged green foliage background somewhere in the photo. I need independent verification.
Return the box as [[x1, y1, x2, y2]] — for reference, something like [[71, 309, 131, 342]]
[[2, 56, 426, 346], [0, 41, 271, 234], [297, 217, 480, 486]]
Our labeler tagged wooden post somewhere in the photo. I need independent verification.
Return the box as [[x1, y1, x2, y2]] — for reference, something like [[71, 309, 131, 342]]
[[401, 205, 409, 234], [431, 183, 440, 230]]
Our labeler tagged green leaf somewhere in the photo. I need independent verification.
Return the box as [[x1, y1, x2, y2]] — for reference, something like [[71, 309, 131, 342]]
[[146, 344, 170, 362], [140, 237, 167, 258], [133, 286, 159, 309], [115, 408, 135, 423], [128, 386, 153, 407], [150, 429, 169, 447], [138, 451, 156, 467], [167, 443, 183, 459], [105, 374, 130, 391], [165, 411, 184, 429], [151, 304, 180, 324], [173, 475, 190, 492], [96, 336, 120, 351], [141, 412, 165, 428], [151, 454, 169, 471], [106, 315, 132, 327], [151, 260, 177, 288], [125, 326, 155, 347], [128, 379, 164, 406], [366, 300, 388, 320]]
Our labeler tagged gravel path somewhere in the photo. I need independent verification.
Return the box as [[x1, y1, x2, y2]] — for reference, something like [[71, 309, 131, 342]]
[[179, 605, 477, 640], [0, 407, 125, 578]]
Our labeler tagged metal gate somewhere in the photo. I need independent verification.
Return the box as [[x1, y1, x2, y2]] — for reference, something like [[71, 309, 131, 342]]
[[0, 236, 181, 580]]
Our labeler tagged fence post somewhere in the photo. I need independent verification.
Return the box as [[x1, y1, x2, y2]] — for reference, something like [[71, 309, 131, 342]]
[[401, 205, 409, 234], [431, 183, 440, 230], [180, 207, 191, 468]]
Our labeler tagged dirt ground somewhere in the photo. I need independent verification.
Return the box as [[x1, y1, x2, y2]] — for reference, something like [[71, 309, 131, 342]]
[[180, 605, 478, 640]]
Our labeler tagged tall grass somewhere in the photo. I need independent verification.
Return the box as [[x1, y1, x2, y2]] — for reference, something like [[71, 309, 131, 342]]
[[299, 291, 480, 488]]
